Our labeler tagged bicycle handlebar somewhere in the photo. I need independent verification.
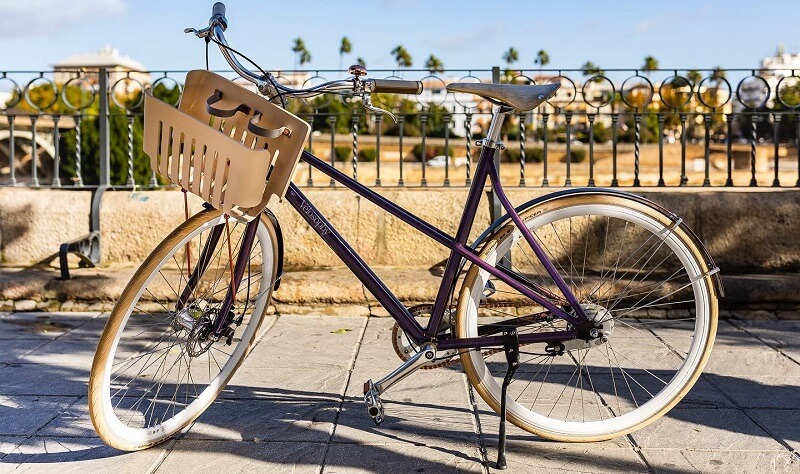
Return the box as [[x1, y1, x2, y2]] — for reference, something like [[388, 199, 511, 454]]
[[200, 2, 423, 102], [369, 79, 424, 95]]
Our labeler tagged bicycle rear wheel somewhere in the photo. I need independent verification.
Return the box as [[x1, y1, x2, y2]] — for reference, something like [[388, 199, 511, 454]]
[[456, 193, 718, 442], [89, 209, 279, 451]]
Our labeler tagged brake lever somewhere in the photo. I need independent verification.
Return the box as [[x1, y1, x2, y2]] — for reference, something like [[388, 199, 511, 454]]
[[362, 93, 397, 123], [184, 26, 211, 38]]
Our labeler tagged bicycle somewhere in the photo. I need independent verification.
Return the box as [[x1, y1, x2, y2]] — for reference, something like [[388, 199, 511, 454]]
[[89, 3, 721, 468]]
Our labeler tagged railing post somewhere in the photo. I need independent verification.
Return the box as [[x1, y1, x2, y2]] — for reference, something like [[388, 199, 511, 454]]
[[750, 113, 758, 187], [796, 113, 800, 187], [126, 113, 135, 186], [74, 114, 83, 187], [7, 114, 16, 186], [772, 113, 781, 187], [30, 115, 39, 187], [564, 111, 572, 186], [374, 114, 383, 187], [703, 113, 712, 186], [306, 114, 314, 187], [587, 113, 595, 187], [465, 111, 472, 186], [443, 113, 451, 187], [99, 67, 110, 186], [725, 114, 734, 187], [633, 112, 641, 187], [610, 113, 618, 187], [542, 112, 550, 186], [519, 112, 526, 187], [398, 115, 405, 187], [657, 113, 665, 186], [351, 114, 359, 181], [328, 115, 337, 187], [679, 112, 688, 186], [52, 114, 61, 187], [420, 113, 428, 187]]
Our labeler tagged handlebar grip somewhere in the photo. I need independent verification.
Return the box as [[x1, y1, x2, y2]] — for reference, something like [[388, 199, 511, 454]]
[[371, 79, 423, 95], [211, 2, 228, 29]]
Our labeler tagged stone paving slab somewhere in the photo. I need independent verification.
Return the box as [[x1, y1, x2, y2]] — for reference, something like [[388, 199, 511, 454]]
[[0, 311, 798, 473]]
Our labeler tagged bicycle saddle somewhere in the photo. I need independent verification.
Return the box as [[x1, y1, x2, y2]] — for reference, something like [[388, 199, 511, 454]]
[[446, 82, 560, 111]]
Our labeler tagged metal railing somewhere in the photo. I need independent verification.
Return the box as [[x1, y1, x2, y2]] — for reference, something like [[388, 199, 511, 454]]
[[1, 66, 800, 189]]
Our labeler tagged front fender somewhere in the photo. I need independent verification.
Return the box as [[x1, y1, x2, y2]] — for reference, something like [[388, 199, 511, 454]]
[[468, 188, 724, 297], [261, 208, 285, 291]]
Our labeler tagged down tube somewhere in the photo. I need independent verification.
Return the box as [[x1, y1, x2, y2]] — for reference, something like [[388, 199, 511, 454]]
[[283, 183, 426, 341]]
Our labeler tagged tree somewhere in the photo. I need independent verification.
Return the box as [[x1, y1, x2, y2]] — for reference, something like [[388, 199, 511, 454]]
[[424, 54, 445, 74], [292, 37, 310, 70], [391, 45, 413, 69], [642, 56, 659, 76], [687, 69, 702, 85], [502, 47, 519, 82], [581, 60, 603, 77], [502, 47, 519, 67], [535, 49, 550, 70], [356, 56, 366, 67], [339, 36, 352, 72], [711, 66, 726, 82]]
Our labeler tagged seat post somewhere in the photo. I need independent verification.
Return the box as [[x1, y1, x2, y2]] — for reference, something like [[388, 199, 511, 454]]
[[482, 105, 515, 150]]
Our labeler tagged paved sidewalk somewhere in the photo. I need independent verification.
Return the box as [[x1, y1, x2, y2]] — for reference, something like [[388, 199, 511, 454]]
[[0, 311, 798, 473]]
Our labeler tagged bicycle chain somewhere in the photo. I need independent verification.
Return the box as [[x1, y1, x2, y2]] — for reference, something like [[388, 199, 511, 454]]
[[391, 302, 554, 369]]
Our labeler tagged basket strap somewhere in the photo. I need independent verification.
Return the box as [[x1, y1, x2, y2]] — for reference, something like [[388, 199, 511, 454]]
[[248, 112, 292, 139], [206, 90, 251, 118]]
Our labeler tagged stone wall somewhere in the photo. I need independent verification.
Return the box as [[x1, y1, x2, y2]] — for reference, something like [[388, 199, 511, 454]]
[[0, 187, 798, 274]]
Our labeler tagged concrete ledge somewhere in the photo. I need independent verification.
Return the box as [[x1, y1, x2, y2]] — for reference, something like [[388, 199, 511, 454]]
[[1, 187, 798, 274], [0, 265, 798, 318]]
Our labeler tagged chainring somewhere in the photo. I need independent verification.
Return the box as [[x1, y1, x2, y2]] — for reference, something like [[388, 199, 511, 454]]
[[391, 304, 460, 369]]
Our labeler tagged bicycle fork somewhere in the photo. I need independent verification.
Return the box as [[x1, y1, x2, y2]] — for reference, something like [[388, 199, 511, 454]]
[[175, 212, 261, 340]]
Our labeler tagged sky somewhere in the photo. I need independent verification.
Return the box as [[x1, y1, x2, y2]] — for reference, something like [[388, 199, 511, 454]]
[[1, 0, 799, 76]]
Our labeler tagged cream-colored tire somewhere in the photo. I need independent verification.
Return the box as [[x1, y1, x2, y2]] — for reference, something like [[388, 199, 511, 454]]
[[456, 194, 717, 442], [89, 209, 279, 451]]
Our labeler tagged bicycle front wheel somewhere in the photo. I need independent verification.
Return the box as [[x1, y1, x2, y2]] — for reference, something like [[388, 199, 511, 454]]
[[456, 193, 718, 442], [89, 209, 279, 451]]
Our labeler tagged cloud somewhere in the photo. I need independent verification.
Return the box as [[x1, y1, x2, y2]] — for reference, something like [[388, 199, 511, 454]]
[[0, 0, 126, 38], [430, 23, 505, 51]]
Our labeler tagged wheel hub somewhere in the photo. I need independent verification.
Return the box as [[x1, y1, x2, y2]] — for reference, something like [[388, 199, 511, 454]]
[[562, 303, 614, 352]]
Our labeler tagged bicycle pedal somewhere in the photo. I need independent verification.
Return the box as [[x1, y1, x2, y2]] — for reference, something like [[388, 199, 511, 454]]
[[363, 379, 384, 425]]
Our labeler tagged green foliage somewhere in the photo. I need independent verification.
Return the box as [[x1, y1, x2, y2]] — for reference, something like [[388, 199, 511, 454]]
[[358, 147, 377, 162], [501, 147, 584, 163], [502, 47, 519, 66], [410, 144, 451, 161], [11, 81, 179, 186], [642, 56, 659, 73], [334, 146, 352, 161], [391, 45, 413, 68], [581, 61, 603, 77], [424, 54, 445, 74], [535, 50, 550, 67], [617, 113, 660, 144], [339, 37, 352, 56]]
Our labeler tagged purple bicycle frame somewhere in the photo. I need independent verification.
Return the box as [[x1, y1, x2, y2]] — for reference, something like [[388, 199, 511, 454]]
[[279, 146, 589, 351]]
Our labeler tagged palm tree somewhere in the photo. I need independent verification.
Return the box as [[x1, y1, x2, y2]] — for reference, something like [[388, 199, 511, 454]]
[[581, 60, 603, 77], [535, 49, 550, 71], [292, 37, 307, 71], [687, 69, 702, 86], [391, 45, 413, 69], [356, 56, 366, 68], [642, 56, 659, 76], [424, 54, 445, 74], [502, 47, 519, 81], [339, 37, 352, 73], [711, 66, 726, 82]]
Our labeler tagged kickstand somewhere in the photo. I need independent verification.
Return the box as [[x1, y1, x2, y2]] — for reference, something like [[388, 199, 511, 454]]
[[496, 329, 519, 470]]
